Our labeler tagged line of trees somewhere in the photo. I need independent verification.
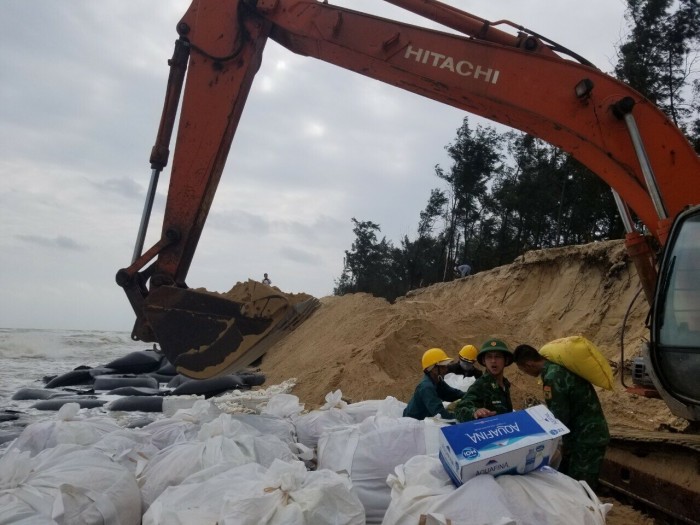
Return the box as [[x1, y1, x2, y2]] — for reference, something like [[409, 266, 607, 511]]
[[334, 0, 699, 301]]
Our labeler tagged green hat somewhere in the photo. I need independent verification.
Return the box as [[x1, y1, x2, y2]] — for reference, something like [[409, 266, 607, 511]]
[[477, 338, 513, 366]]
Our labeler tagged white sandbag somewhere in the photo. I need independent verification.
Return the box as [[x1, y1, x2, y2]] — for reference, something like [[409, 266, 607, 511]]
[[293, 409, 355, 448], [382, 455, 610, 525], [139, 400, 218, 450], [317, 416, 447, 524], [232, 413, 298, 445], [0, 498, 56, 525], [168, 398, 221, 422], [139, 414, 296, 509], [145, 459, 365, 525], [261, 393, 305, 419], [137, 436, 252, 509], [143, 462, 266, 525], [495, 467, 611, 525], [343, 396, 407, 423], [383, 455, 515, 525], [198, 413, 297, 467], [6, 402, 121, 457], [0, 444, 141, 525], [138, 418, 200, 450], [213, 379, 298, 414], [91, 428, 161, 473], [161, 395, 207, 417], [443, 373, 476, 392]]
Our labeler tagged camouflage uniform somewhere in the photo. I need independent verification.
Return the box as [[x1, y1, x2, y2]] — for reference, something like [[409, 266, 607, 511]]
[[403, 374, 463, 420], [453, 373, 512, 422], [541, 361, 610, 488]]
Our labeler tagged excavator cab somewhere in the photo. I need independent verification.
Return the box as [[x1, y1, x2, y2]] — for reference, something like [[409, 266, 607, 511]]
[[644, 205, 700, 421]]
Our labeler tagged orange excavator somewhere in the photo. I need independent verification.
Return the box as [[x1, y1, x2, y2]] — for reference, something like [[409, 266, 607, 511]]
[[116, 0, 700, 421]]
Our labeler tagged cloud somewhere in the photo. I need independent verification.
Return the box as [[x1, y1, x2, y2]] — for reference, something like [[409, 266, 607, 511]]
[[15, 234, 86, 251], [0, 0, 629, 330]]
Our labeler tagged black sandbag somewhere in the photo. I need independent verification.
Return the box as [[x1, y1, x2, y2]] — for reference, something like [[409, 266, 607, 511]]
[[170, 375, 249, 398], [45, 369, 95, 388], [12, 388, 75, 401], [103, 350, 162, 374], [147, 372, 177, 384], [155, 360, 177, 376], [167, 374, 193, 388], [108, 396, 163, 413], [88, 367, 118, 377], [0, 410, 21, 422], [32, 398, 107, 410], [238, 372, 266, 387], [107, 386, 163, 396], [93, 375, 158, 391], [126, 417, 156, 428]]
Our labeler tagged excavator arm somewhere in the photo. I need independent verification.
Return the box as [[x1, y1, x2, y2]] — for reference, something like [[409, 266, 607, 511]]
[[117, 0, 700, 388]]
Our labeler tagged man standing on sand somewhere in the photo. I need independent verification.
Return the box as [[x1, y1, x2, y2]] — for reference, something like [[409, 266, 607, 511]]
[[403, 348, 464, 420], [262, 273, 272, 285], [513, 344, 610, 489], [453, 339, 513, 422]]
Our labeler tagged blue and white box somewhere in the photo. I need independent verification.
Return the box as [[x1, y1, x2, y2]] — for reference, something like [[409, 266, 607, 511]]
[[438, 404, 569, 485]]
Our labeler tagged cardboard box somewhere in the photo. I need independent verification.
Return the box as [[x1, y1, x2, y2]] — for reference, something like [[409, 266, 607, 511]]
[[438, 404, 569, 486]]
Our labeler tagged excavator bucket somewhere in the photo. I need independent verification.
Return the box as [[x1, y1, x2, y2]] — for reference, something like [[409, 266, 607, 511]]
[[142, 281, 319, 379]]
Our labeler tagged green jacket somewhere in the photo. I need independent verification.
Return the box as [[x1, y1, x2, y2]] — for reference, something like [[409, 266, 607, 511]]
[[453, 373, 513, 422], [541, 361, 610, 448], [403, 374, 463, 420]]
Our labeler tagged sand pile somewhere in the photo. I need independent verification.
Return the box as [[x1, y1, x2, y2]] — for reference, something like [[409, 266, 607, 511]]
[[256, 239, 683, 432]]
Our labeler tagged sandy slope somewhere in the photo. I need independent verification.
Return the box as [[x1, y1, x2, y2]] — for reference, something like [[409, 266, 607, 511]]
[[255, 239, 683, 433], [225, 239, 689, 524]]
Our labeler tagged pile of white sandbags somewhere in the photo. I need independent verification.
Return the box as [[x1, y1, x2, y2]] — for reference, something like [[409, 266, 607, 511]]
[[0, 385, 614, 525], [317, 415, 447, 523], [382, 455, 611, 525], [0, 444, 142, 525], [143, 459, 365, 525]]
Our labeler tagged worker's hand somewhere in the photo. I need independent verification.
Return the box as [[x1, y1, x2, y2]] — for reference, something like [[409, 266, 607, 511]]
[[473, 408, 496, 419]]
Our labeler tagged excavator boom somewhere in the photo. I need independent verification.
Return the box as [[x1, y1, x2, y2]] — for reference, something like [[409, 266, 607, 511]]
[[118, 0, 700, 416]]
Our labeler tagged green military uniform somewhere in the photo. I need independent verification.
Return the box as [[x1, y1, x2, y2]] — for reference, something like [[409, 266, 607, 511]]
[[403, 374, 463, 420], [453, 373, 513, 422], [541, 361, 610, 488]]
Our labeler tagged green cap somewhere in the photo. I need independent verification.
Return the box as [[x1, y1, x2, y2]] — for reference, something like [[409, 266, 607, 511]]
[[477, 338, 513, 366]]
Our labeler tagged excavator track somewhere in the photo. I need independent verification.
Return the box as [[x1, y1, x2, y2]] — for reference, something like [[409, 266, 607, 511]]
[[599, 426, 700, 524]]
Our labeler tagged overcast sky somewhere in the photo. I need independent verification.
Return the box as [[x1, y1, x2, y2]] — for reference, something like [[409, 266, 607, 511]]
[[1, 0, 628, 331]]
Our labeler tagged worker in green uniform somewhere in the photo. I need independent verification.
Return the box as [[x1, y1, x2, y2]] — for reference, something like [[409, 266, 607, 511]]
[[513, 344, 610, 489], [453, 338, 514, 422], [403, 348, 464, 420]]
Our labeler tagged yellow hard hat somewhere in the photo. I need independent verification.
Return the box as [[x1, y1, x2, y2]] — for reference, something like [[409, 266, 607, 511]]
[[459, 344, 478, 362], [422, 348, 453, 371]]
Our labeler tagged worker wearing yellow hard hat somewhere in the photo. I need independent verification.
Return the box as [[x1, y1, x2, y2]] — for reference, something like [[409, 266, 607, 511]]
[[403, 348, 464, 420], [447, 344, 483, 378]]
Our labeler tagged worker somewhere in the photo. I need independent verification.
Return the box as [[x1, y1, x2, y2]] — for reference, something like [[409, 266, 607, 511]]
[[453, 338, 514, 422], [447, 344, 483, 378], [262, 273, 272, 285], [454, 263, 471, 278], [513, 344, 610, 489], [403, 348, 464, 420]]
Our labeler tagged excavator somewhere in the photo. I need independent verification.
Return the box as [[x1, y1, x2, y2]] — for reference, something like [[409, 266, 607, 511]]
[[116, 0, 700, 429]]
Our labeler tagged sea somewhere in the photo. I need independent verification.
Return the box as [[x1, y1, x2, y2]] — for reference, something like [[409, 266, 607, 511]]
[[0, 327, 156, 454]]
